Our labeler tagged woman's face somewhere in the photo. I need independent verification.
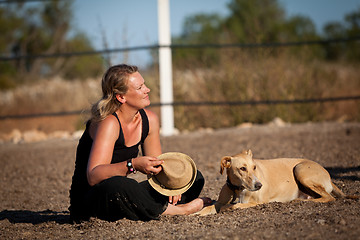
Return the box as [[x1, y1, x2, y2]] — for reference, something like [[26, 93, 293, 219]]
[[123, 72, 151, 109]]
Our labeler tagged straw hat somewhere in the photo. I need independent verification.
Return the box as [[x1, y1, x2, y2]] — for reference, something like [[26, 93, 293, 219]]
[[148, 152, 197, 196]]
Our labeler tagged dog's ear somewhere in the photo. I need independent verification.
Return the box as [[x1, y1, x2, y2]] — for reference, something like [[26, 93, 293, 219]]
[[240, 149, 248, 155], [220, 156, 232, 175], [245, 149, 253, 157]]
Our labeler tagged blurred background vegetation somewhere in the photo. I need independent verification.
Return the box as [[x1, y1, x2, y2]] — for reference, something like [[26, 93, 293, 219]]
[[0, 0, 359, 133]]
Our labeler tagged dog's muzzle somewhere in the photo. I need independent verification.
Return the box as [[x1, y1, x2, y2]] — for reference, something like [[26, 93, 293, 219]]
[[254, 182, 262, 191]]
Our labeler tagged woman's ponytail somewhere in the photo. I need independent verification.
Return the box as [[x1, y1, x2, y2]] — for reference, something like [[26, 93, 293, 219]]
[[89, 64, 138, 122]]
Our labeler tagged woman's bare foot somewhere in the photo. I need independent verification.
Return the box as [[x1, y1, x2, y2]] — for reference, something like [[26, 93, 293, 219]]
[[162, 197, 213, 215]]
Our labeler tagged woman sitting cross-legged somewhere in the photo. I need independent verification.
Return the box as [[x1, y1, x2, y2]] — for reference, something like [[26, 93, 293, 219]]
[[69, 64, 211, 222]]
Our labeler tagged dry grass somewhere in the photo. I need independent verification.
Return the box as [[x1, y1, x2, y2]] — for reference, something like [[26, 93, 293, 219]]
[[0, 52, 359, 133], [162, 50, 360, 130]]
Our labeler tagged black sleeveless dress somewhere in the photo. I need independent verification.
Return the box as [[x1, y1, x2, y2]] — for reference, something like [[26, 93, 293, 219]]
[[69, 109, 205, 222]]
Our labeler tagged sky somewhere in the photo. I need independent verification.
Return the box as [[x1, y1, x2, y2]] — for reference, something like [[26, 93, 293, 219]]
[[72, 0, 360, 67]]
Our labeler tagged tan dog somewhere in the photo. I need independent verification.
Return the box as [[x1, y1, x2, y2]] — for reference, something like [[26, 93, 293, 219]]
[[197, 149, 357, 216]]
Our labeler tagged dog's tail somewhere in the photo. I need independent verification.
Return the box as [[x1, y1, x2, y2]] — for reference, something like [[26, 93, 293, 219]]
[[331, 182, 359, 200]]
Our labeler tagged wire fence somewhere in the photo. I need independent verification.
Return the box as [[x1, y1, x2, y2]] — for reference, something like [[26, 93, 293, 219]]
[[1, 95, 360, 120], [1, 37, 360, 120], [1, 37, 360, 61]]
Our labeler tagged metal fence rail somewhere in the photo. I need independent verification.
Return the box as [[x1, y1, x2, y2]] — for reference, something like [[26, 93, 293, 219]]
[[1, 37, 359, 61], [1, 95, 359, 120], [1, 37, 359, 120]]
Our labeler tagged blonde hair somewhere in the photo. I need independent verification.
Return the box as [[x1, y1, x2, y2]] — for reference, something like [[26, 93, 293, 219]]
[[90, 64, 138, 122]]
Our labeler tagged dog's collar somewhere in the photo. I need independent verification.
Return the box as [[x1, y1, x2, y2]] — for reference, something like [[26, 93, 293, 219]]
[[226, 177, 244, 192]]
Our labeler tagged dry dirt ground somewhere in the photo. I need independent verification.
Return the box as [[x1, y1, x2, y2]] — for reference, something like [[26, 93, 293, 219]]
[[0, 122, 359, 240]]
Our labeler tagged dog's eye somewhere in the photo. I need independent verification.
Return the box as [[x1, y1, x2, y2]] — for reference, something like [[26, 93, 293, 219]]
[[253, 166, 256, 170], [240, 167, 247, 171]]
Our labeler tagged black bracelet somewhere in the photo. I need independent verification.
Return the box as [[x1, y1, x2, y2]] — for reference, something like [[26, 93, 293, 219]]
[[126, 158, 136, 174]]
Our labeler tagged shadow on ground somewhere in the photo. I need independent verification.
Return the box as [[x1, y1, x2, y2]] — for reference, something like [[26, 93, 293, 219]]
[[0, 209, 70, 224]]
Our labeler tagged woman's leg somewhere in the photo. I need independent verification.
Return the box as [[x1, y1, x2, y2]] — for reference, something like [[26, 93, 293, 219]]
[[140, 170, 212, 216], [178, 170, 205, 204], [86, 176, 166, 221], [162, 197, 212, 215]]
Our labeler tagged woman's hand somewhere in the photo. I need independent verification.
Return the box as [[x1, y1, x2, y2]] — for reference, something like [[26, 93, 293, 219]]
[[169, 195, 181, 205], [132, 156, 163, 175]]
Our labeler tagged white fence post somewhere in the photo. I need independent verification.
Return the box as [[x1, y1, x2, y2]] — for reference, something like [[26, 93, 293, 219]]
[[157, 0, 175, 136]]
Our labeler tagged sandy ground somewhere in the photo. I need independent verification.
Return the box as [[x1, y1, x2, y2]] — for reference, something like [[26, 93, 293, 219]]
[[0, 122, 359, 240]]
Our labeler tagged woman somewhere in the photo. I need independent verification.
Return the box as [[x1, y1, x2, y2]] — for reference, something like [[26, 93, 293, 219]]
[[69, 64, 209, 222]]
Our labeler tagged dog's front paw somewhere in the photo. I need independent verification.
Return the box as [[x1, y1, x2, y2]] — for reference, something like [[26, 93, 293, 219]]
[[192, 205, 217, 216], [219, 204, 237, 213], [220, 202, 258, 212]]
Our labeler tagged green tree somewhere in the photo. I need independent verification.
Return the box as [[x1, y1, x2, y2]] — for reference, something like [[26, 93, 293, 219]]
[[0, 4, 26, 88], [323, 7, 360, 61], [323, 22, 346, 60], [172, 13, 223, 67], [0, 0, 103, 89], [223, 0, 285, 43], [281, 15, 318, 41], [172, 0, 321, 67], [61, 33, 104, 79], [344, 8, 360, 61], [180, 14, 223, 44]]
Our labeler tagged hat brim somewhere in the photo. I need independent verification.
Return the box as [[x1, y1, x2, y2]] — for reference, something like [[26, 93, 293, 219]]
[[148, 152, 197, 196]]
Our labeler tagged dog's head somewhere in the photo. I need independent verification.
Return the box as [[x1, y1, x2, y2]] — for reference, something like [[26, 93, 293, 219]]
[[220, 149, 262, 191]]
